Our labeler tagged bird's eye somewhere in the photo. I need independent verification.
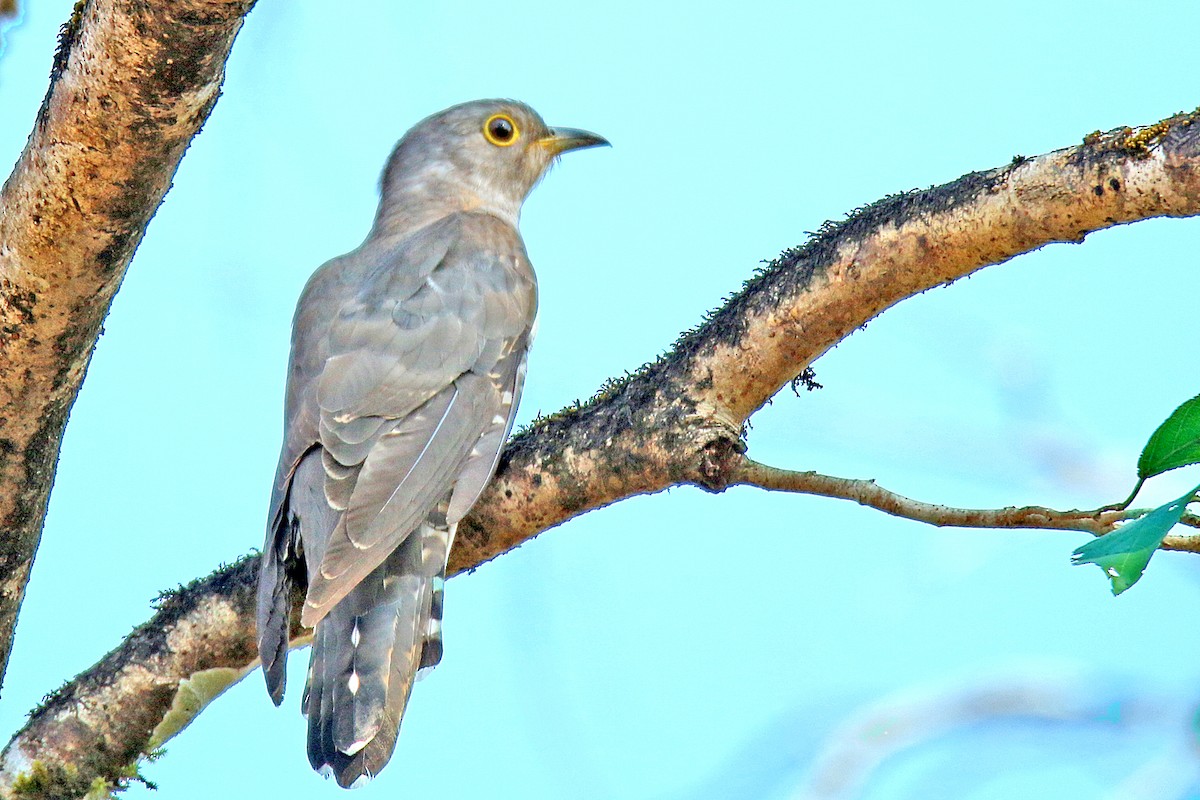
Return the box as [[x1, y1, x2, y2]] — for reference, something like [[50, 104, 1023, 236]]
[[483, 114, 518, 146]]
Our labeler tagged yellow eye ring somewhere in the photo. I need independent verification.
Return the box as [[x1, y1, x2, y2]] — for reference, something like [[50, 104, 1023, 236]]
[[483, 113, 519, 147]]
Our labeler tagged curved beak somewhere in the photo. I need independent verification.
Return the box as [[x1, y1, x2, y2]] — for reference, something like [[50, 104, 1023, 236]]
[[540, 127, 610, 156]]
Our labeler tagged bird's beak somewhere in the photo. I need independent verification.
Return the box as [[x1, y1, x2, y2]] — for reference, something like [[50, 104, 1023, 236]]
[[539, 127, 610, 155]]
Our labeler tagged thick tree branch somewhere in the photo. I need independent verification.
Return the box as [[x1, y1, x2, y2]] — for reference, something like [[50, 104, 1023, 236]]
[[0, 0, 257, 697], [453, 112, 1200, 572], [3, 109, 1199, 796]]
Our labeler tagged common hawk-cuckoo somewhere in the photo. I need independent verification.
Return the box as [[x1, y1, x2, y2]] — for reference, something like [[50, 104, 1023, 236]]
[[256, 99, 606, 788]]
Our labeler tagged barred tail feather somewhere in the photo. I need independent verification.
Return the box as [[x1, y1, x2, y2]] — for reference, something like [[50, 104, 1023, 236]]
[[417, 572, 445, 676], [417, 508, 454, 677], [303, 513, 453, 789]]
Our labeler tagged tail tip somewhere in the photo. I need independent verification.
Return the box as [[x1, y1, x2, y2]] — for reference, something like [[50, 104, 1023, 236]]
[[314, 760, 374, 790], [348, 773, 373, 790]]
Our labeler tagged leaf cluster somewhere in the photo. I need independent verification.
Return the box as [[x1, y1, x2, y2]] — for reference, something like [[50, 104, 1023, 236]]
[[1073, 394, 1200, 594]]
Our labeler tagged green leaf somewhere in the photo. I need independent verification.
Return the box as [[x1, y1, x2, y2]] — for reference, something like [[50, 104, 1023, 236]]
[[1071, 485, 1199, 595], [1138, 393, 1200, 479]]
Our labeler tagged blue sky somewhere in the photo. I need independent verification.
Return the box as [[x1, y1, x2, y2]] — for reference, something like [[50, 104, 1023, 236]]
[[3, 2, 1200, 798]]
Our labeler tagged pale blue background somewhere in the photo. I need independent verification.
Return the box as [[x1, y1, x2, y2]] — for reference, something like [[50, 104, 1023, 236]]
[[3, 2, 1200, 798]]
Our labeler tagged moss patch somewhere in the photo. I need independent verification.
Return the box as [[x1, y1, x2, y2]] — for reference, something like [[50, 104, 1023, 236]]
[[11, 761, 109, 800], [147, 667, 250, 750]]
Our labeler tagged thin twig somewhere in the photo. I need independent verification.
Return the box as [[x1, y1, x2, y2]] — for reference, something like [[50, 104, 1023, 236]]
[[732, 458, 1200, 553]]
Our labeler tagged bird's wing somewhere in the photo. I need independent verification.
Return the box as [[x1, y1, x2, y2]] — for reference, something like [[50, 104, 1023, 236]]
[[300, 213, 536, 627], [258, 247, 372, 700], [258, 217, 473, 692]]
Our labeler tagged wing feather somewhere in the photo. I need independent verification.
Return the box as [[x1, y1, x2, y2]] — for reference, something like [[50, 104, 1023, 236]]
[[293, 214, 536, 628], [446, 340, 530, 523], [302, 375, 493, 623]]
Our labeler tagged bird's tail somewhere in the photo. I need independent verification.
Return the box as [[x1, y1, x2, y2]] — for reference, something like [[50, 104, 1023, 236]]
[[304, 511, 454, 789]]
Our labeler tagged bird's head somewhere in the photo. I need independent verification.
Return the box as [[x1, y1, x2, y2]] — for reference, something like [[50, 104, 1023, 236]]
[[379, 99, 608, 230]]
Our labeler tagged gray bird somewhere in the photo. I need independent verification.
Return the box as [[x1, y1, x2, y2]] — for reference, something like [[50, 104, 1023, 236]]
[[256, 99, 606, 788]]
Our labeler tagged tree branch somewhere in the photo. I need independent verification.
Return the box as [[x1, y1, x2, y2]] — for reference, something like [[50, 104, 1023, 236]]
[[451, 111, 1200, 571], [0, 0, 257, 698], [3, 100, 1200, 795], [731, 458, 1200, 552]]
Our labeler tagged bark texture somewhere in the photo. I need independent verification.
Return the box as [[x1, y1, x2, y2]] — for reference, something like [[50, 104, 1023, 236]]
[[2, 110, 1198, 798], [0, 0, 256, 700]]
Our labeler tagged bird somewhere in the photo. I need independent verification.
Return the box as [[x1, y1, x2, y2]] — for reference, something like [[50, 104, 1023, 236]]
[[255, 99, 607, 788]]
